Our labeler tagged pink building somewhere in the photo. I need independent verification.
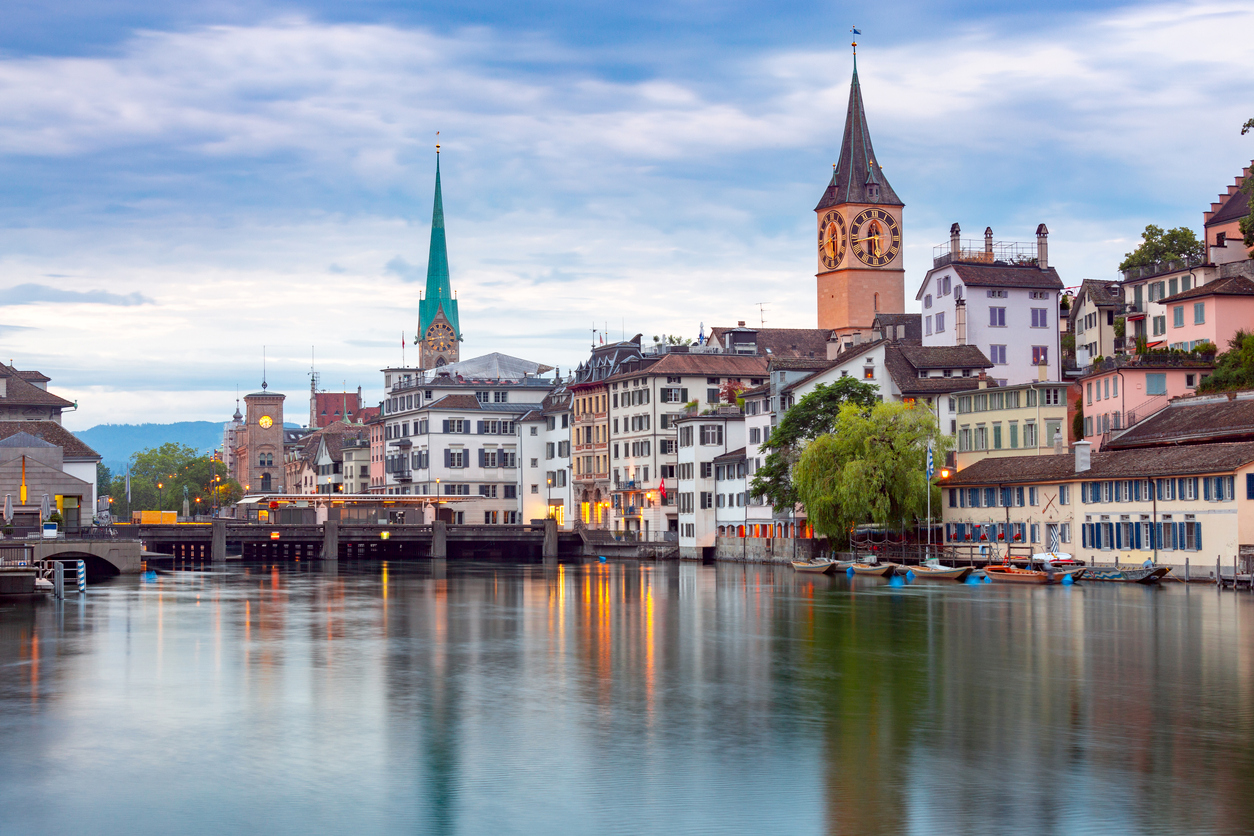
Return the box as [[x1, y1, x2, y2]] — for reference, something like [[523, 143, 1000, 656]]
[[1080, 357, 1214, 449], [1158, 275, 1254, 352]]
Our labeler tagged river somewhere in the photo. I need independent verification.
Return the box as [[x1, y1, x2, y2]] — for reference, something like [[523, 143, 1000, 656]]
[[1, 561, 1253, 835]]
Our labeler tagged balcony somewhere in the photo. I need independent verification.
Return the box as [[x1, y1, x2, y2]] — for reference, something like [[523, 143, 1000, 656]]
[[394, 469, 412, 482], [932, 239, 1039, 270]]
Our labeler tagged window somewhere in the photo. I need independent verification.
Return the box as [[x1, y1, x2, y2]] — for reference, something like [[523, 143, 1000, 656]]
[[989, 307, 1006, 327], [475, 391, 489, 403], [1194, 302, 1206, 325], [699, 424, 724, 445], [707, 388, 719, 403], [1146, 373, 1167, 396], [935, 312, 945, 332], [992, 423, 1002, 449], [1153, 315, 1166, 336], [990, 345, 1007, 365], [700, 462, 712, 478], [864, 365, 875, 379], [1031, 308, 1048, 328], [1173, 306, 1184, 328], [749, 427, 761, 444], [987, 290, 1008, 298], [1031, 346, 1049, 365], [700, 492, 713, 509], [494, 391, 509, 403], [925, 315, 933, 336], [924, 294, 933, 309], [1023, 422, 1037, 448]]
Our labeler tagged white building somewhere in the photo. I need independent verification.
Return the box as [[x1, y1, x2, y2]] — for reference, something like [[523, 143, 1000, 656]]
[[539, 385, 573, 527], [918, 224, 1063, 386], [676, 408, 746, 558]]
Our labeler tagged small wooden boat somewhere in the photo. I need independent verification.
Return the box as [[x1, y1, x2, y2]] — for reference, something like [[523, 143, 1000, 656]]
[[1084, 566, 1171, 584], [907, 561, 974, 582], [849, 562, 896, 577], [985, 564, 1056, 585], [791, 559, 836, 574]]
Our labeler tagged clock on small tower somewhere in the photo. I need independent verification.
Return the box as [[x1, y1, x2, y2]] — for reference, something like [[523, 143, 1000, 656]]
[[420, 315, 460, 369]]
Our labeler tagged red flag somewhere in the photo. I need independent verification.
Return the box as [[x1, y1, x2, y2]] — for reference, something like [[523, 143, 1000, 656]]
[[659, 478, 667, 501]]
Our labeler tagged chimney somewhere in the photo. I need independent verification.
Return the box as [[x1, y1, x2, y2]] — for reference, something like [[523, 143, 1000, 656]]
[[955, 298, 967, 346], [1054, 430, 1065, 456], [737, 321, 745, 327], [984, 227, 993, 257], [1036, 223, 1049, 269], [978, 370, 987, 390], [950, 222, 961, 256], [1074, 439, 1091, 473]]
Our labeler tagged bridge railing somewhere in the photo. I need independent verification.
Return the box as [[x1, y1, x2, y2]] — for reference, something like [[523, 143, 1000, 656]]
[[0, 544, 35, 566]]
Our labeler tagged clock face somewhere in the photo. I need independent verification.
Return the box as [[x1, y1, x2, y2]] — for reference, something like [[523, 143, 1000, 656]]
[[817, 210, 847, 270], [258, 415, 274, 429], [849, 208, 901, 267], [427, 322, 456, 353]]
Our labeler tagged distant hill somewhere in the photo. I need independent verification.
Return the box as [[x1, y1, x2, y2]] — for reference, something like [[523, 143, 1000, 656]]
[[74, 422, 226, 473]]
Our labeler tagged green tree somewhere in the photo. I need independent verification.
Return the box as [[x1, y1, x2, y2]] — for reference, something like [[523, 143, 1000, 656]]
[[1073, 397, 1084, 442], [108, 443, 243, 513], [1118, 224, 1204, 272], [749, 377, 880, 512], [793, 401, 950, 546], [1198, 330, 1254, 394], [1240, 118, 1254, 255], [96, 462, 112, 499]]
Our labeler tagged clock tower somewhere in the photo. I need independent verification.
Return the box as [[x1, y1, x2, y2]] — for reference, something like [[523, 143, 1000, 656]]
[[814, 54, 905, 338], [417, 147, 462, 370]]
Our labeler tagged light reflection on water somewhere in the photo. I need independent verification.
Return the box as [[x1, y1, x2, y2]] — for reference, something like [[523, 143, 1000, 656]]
[[1, 561, 1253, 835]]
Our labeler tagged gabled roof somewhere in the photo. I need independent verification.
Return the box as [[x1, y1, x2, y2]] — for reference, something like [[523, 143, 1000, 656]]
[[713, 447, 747, 464], [5, 421, 100, 459], [424, 394, 483, 411], [815, 60, 902, 210], [0, 431, 56, 449], [941, 441, 1254, 485], [1105, 393, 1254, 449], [0, 363, 74, 408], [1205, 162, 1252, 228], [311, 391, 364, 428], [1160, 275, 1254, 304], [884, 344, 994, 395], [939, 262, 1064, 290], [706, 327, 831, 360], [606, 353, 768, 382], [1075, 278, 1124, 308]]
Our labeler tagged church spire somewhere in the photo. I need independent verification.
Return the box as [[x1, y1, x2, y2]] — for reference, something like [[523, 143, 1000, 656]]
[[815, 57, 902, 211], [418, 146, 461, 342]]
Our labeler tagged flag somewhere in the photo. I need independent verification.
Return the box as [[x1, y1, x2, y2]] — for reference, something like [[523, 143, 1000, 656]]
[[850, 26, 861, 34], [659, 478, 667, 501], [697, 322, 705, 345], [126, 465, 131, 504], [926, 441, 934, 480]]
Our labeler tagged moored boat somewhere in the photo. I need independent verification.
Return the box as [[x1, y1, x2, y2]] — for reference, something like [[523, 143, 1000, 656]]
[[908, 561, 974, 582], [985, 564, 1056, 585], [849, 562, 896, 577], [1084, 565, 1171, 584], [791, 559, 836, 574]]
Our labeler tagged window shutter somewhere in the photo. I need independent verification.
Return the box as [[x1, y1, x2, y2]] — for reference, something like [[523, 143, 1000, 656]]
[[1204, 477, 1212, 501], [1195, 523, 1202, 551], [464, 422, 472, 434], [1134, 524, 1142, 550], [1133, 481, 1140, 502], [478, 449, 485, 467], [680, 388, 688, 402], [1247, 474, 1254, 500], [477, 421, 485, 434], [1115, 524, 1122, 550], [1148, 523, 1157, 550], [1175, 478, 1183, 498], [1176, 522, 1185, 550], [444, 449, 451, 468], [443, 420, 450, 434], [1081, 524, 1089, 548], [1094, 524, 1102, 549]]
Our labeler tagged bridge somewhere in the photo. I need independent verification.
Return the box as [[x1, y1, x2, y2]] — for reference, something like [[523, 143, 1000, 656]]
[[1, 540, 143, 580], [132, 519, 583, 564]]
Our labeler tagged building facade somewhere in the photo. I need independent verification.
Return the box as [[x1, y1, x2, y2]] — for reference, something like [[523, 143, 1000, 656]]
[[232, 389, 286, 494]]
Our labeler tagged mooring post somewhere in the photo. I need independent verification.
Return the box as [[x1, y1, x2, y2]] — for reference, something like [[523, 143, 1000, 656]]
[[211, 520, 227, 563], [54, 561, 64, 599], [542, 518, 558, 560], [1185, 557, 1190, 582], [432, 520, 448, 559], [321, 520, 339, 562], [1217, 556, 1222, 588]]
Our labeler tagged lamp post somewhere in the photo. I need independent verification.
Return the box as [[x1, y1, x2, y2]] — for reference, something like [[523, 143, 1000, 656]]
[[547, 476, 553, 520], [435, 477, 441, 524]]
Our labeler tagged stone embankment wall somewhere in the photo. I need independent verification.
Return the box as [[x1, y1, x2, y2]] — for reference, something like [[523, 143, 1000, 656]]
[[677, 537, 824, 563]]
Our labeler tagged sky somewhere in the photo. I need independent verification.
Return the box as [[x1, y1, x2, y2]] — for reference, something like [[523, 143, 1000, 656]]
[[0, 0, 1251, 430]]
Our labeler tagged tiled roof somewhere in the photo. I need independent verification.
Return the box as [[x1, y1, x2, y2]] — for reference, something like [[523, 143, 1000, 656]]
[[714, 447, 747, 463], [894, 344, 993, 370], [311, 392, 363, 427], [15, 370, 50, 382], [707, 327, 831, 360], [424, 394, 483, 411], [768, 357, 832, 371], [0, 431, 56, 448], [0, 363, 74, 408], [1160, 275, 1254, 304], [941, 441, 1254, 485], [873, 313, 922, 342], [1077, 278, 1123, 307], [947, 263, 1064, 290], [1105, 394, 1254, 449], [357, 406, 382, 424], [1206, 165, 1252, 227], [606, 353, 768, 382], [5, 421, 100, 459]]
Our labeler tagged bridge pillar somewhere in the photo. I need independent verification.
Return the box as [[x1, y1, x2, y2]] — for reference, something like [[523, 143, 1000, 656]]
[[543, 518, 558, 560], [321, 520, 339, 562], [211, 520, 227, 563], [431, 521, 447, 559]]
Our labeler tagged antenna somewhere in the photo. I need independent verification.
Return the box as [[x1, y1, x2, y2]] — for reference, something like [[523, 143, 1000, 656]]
[[310, 346, 319, 393], [262, 346, 267, 390], [756, 302, 769, 327], [591, 324, 598, 349]]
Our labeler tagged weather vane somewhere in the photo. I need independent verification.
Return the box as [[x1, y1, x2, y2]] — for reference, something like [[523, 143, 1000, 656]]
[[850, 25, 860, 56]]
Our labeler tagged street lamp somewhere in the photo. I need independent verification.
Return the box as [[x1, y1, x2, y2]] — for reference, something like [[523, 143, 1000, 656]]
[[547, 476, 553, 520], [435, 477, 441, 524]]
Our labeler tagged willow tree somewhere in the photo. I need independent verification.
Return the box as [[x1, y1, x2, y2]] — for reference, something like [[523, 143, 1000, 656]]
[[793, 400, 949, 545]]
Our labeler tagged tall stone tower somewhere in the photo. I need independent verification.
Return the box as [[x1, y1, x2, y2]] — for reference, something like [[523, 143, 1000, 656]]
[[240, 386, 285, 494], [417, 147, 462, 370], [814, 55, 905, 338]]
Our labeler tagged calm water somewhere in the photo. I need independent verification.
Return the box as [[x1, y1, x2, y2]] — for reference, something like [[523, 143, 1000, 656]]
[[2, 561, 1254, 835]]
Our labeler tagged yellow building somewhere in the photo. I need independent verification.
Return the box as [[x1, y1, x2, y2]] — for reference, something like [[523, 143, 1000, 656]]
[[953, 377, 1070, 471]]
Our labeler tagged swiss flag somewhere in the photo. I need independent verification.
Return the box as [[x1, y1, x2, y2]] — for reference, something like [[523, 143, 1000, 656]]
[[659, 478, 667, 501]]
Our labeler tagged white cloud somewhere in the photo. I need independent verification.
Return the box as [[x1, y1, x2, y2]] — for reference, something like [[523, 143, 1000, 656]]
[[0, 2, 1251, 427]]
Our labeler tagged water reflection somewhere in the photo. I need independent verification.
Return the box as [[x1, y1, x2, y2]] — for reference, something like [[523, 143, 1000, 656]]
[[1, 563, 1253, 834]]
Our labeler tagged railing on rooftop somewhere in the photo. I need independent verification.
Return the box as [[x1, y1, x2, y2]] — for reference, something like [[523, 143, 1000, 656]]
[[1120, 255, 1206, 282], [932, 240, 1040, 270], [1086, 352, 1216, 374]]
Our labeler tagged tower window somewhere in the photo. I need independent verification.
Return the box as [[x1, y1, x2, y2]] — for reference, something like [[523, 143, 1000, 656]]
[[874, 293, 880, 312]]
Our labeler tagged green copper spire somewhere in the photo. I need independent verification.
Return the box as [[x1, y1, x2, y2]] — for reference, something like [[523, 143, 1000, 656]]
[[418, 151, 461, 341]]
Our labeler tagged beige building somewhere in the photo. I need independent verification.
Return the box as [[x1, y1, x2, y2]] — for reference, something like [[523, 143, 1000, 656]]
[[232, 389, 286, 494], [953, 378, 1070, 470]]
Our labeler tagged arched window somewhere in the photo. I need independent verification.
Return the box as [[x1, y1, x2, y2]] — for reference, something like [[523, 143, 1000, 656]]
[[258, 453, 266, 466]]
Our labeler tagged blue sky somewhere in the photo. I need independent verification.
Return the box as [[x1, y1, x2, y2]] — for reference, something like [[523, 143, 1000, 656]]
[[1, 0, 1251, 429]]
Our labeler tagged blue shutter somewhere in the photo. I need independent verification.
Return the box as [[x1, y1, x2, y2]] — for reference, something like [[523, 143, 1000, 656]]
[[1135, 523, 1143, 550], [1176, 478, 1184, 498], [1177, 522, 1185, 551], [465, 422, 472, 435], [1148, 523, 1156, 550], [1156, 479, 1163, 501], [444, 449, 451, 467], [1017, 487, 1025, 507], [1115, 523, 1122, 549], [1204, 477, 1212, 501], [1080, 482, 1087, 504], [1133, 480, 1141, 502], [1195, 523, 1202, 551], [1247, 473, 1254, 500], [442, 420, 450, 433], [478, 448, 485, 467], [477, 421, 485, 434]]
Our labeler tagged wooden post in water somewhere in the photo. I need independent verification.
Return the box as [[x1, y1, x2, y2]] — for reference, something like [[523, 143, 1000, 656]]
[[1185, 557, 1190, 582], [1217, 556, 1222, 588]]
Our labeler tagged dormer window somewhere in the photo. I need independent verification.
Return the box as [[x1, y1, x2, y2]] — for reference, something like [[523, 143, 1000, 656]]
[[867, 183, 880, 200]]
